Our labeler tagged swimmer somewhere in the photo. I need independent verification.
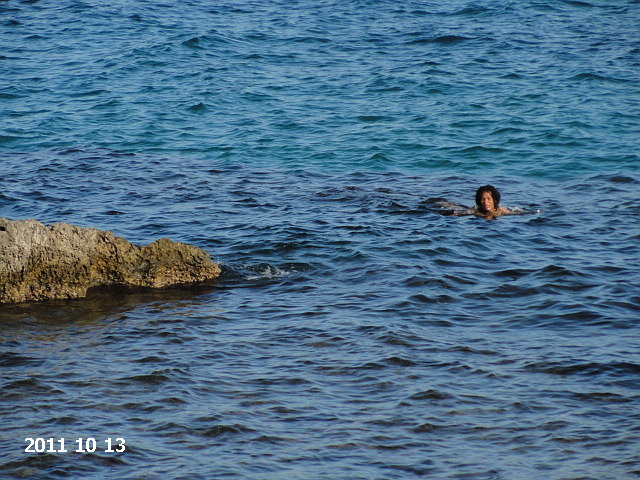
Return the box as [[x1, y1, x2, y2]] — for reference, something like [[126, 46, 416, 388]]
[[468, 185, 511, 218]]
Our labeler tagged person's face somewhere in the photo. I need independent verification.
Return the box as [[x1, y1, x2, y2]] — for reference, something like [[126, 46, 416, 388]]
[[479, 191, 495, 212]]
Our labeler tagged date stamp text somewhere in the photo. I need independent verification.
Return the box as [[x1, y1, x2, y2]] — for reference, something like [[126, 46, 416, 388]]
[[24, 437, 125, 454]]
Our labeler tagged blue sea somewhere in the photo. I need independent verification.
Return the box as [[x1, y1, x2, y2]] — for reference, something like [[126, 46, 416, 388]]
[[1, 0, 639, 478]]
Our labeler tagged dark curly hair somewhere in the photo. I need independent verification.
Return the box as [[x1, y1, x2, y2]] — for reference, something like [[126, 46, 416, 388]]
[[475, 185, 501, 214]]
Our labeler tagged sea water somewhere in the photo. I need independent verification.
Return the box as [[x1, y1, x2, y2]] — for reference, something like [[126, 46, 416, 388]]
[[1, 1, 639, 479]]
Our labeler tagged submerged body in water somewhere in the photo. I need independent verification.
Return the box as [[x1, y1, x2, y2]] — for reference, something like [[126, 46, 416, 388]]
[[424, 185, 534, 219], [423, 198, 533, 218]]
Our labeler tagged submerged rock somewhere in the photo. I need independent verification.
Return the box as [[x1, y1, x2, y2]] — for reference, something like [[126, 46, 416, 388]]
[[0, 218, 221, 304]]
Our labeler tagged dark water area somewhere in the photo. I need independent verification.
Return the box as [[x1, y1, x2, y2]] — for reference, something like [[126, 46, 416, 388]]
[[1, 0, 640, 479]]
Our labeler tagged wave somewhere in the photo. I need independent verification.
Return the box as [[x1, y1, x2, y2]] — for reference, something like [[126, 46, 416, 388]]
[[408, 35, 473, 45], [570, 72, 631, 83], [0, 352, 44, 367], [181, 32, 234, 49], [447, 6, 492, 16], [523, 361, 640, 377]]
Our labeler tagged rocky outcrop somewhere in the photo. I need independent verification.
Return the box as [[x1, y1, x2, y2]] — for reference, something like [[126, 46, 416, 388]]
[[0, 218, 221, 304]]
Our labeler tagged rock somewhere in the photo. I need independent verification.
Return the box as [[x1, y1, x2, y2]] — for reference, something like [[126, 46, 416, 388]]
[[0, 218, 221, 304]]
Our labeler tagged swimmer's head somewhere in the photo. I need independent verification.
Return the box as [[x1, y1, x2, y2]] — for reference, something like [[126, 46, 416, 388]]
[[475, 185, 501, 214]]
